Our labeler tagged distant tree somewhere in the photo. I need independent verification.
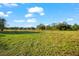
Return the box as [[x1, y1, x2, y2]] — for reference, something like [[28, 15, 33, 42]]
[[30, 27, 36, 30], [14, 27, 19, 31], [19, 27, 23, 30], [71, 24, 79, 30], [37, 24, 46, 30], [56, 22, 71, 30], [51, 23, 58, 30], [0, 18, 6, 31], [46, 25, 52, 30]]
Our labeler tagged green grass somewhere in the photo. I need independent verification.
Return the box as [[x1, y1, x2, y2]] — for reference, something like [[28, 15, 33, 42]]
[[0, 31, 79, 56]]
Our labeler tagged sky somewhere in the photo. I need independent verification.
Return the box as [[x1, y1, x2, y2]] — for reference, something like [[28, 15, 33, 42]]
[[0, 3, 79, 27]]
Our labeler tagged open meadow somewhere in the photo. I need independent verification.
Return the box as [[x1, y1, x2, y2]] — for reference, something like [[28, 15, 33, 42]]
[[0, 30, 79, 56]]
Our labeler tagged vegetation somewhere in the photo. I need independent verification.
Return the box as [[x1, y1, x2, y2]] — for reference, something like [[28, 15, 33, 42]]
[[0, 17, 79, 31], [71, 24, 79, 30], [4, 22, 79, 31], [36, 22, 79, 31], [0, 18, 6, 31], [0, 31, 79, 56], [0, 18, 79, 56]]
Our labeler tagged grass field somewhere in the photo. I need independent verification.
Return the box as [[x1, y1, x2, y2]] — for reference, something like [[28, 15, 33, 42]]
[[0, 30, 79, 56]]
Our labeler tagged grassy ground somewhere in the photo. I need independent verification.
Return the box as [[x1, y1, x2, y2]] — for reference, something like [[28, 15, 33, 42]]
[[0, 30, 79, 56]]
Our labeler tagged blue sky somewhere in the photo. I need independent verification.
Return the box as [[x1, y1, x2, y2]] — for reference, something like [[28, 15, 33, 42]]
[[0, 3, 79, 27]]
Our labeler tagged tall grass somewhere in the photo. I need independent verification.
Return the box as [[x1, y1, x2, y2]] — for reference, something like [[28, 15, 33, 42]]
[[0, 31, 79, 56]]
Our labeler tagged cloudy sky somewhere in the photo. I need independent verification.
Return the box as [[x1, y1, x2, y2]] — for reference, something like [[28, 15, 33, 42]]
[[0, 3, 79, 27]]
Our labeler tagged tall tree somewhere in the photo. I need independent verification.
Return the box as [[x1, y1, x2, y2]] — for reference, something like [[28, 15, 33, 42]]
[[56, 22, 71, 30], [0, 18, 6, 31], [37, 24, 46, 30], [51, 23, 58, 30], [46, 25, 52, 30], [71, 24, 79, 30]]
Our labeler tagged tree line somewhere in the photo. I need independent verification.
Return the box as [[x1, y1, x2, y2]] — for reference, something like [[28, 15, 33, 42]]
[[37, 22, 79, 30], [0, 18, 79, 31]]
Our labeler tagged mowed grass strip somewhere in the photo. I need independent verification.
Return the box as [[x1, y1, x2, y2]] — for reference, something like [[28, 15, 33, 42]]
[[0, 31, 79, 56]]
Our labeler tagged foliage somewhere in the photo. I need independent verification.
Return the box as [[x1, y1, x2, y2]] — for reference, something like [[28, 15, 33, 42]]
[[37, 24, 46, 30], [71, 24, 79, 30], [0, 18, 6, 31], [56, 22, 72, 30], [0, 31, 79, 56], [36, 22, 79, 31]]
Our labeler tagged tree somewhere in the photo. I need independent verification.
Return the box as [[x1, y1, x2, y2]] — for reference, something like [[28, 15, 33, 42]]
[[37, 24, 46, 30], [30, 27, 36, 30], [51, 23, 58, 30], [56, 22, 71, 30], [46, 25, 52, 30], [71, 24, 79, 30], [0, 18, 6, 31]]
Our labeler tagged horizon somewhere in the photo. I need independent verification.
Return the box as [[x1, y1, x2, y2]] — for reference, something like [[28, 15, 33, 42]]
[[0, 3, 79, 27]]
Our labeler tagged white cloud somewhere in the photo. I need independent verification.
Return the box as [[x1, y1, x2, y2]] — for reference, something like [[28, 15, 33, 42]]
[[25, 6, 45, 18], [26, 18, 37, 23], [7, 11, 13, 14], [14, 18, 37, 23], [28, 6, 45, 16], [66, 18, 74, 21], [0, 5, 2, 7], [40, 12, 45, 16], [25, 13, 33, 18], [26, 24, 33, 27], [44, 24, 49, 26], [0, 11, 12, 17], [0, 12, 8, 17], [14, 20, 25, 22], [28, 6, 44, 13], [1, 3, 18, 7], [9, 3, 18, 6]]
